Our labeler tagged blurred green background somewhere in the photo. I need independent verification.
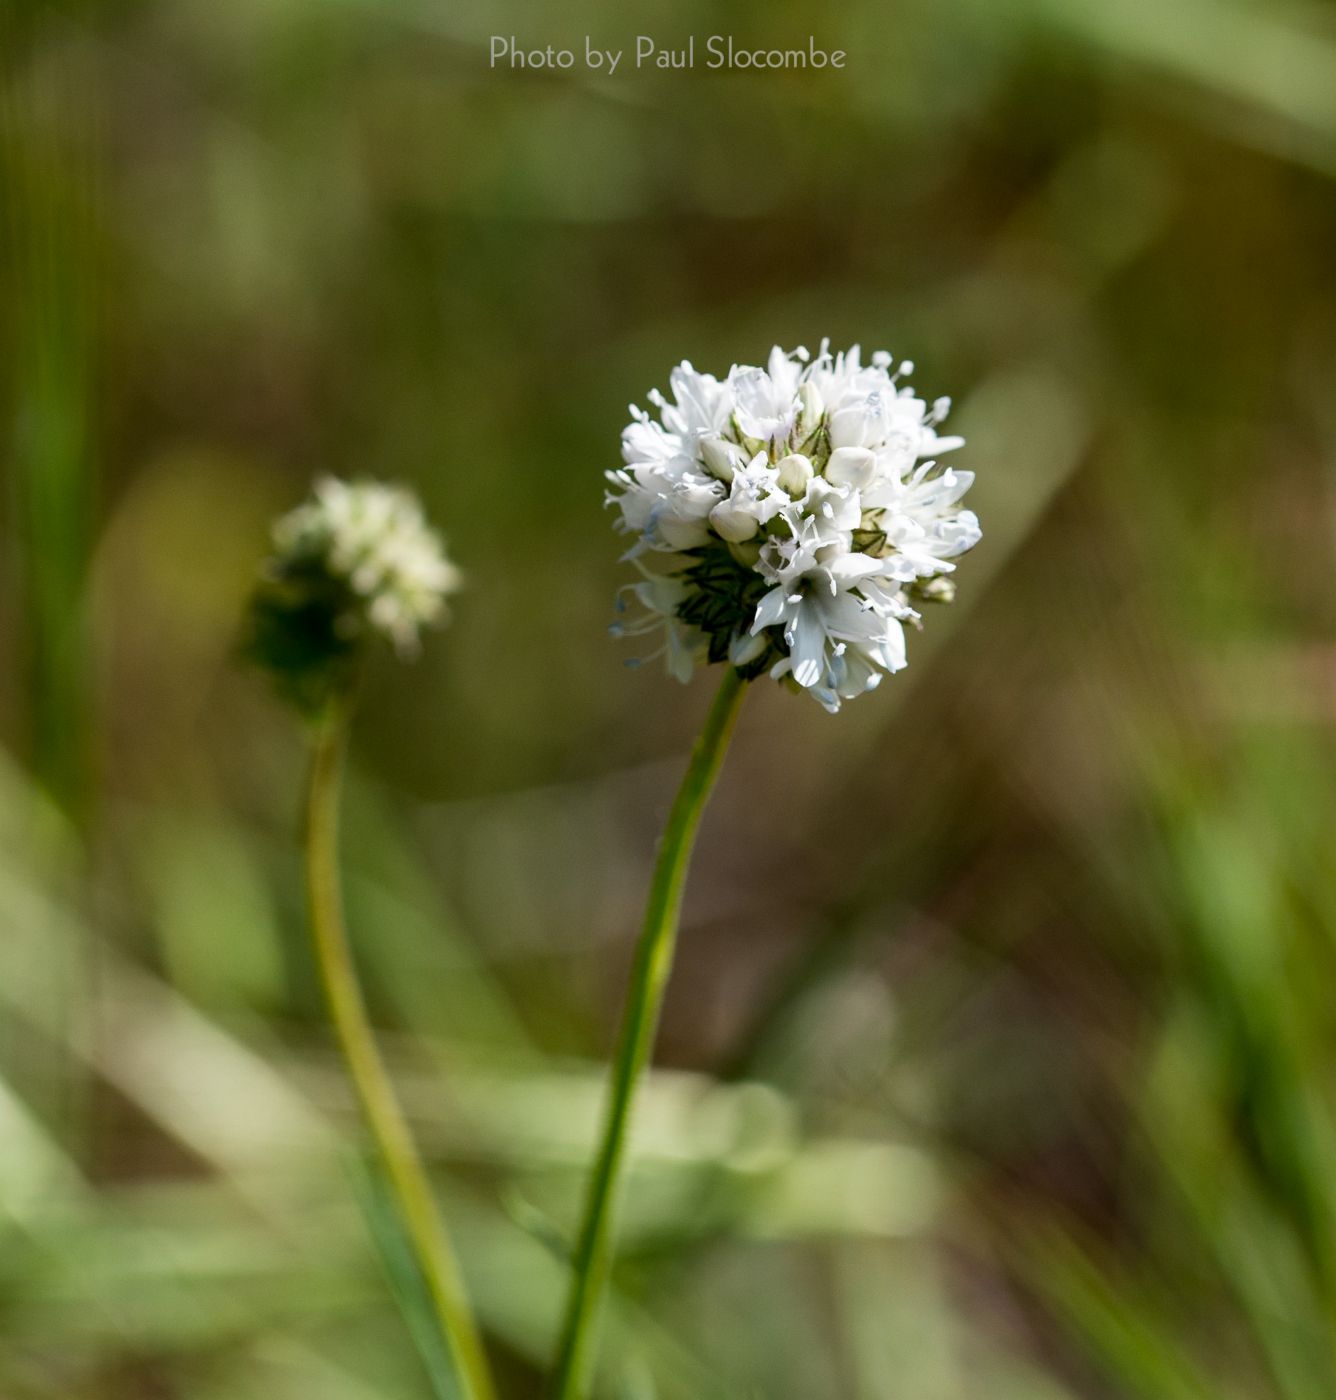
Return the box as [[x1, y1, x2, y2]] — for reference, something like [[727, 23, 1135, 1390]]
[[5, 0, 1336, 1395]]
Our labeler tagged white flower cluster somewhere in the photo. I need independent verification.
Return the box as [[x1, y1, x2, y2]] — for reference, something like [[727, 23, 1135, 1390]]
[[271, 477, 461, 654], [607, 342, 980, 711]]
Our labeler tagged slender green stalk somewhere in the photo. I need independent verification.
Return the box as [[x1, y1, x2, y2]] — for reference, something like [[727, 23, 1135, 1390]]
[[305, 707, 496, 1400], [551, 667, 748, 1399]]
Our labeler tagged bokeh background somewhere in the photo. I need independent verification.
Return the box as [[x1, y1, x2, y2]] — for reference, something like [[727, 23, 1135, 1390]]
[[5, 0, 1336, 1395]]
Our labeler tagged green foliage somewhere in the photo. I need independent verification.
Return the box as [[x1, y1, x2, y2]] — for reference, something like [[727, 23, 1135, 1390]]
[[674, 541, 780, 675], [244, 561, 362, 716]]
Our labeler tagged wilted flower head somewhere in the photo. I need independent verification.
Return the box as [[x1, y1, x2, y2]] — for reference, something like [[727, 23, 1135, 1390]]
[[607, 341, 980, 712], [248, 477, 460, 709]]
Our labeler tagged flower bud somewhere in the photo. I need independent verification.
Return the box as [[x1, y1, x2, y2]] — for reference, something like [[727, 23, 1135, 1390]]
[[795, 382, 824, 440], [913, 576, 957, 604], [700, 435, 743, 482], [727, 537, 764, 568], [729, 630, 768, 666], [775, 453, 814, 496], [829, 405, 870, 450], [825, 446, 877, 490], [709, 500, 761, 543]]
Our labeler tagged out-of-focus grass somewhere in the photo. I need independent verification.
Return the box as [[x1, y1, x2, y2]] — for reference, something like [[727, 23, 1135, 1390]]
[[5, 0, 1336, 1394], [1, 16, 97, 820]]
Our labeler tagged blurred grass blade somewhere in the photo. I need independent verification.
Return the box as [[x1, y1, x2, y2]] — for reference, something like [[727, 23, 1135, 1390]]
[[0, 30, 98, 823], [352, 1153, 465, 1400], [1022, 1225, 1228, 1400]]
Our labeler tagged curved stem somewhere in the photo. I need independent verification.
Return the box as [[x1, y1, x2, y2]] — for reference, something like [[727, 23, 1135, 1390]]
[[550, 667, 748, 1399], [305, 707, 497, 1400]]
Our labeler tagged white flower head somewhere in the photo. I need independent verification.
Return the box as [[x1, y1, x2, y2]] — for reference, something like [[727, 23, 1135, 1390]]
[[250, 477, 460, 708], [607, 341, 980, 712]]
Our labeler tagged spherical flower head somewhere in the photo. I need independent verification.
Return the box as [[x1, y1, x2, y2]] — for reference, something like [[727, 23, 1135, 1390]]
[[607, 341, 980, 712], [247, 476, 460, 711]]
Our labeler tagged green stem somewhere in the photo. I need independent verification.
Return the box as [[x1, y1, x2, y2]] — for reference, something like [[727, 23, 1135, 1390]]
[[550, 667, 748, 1399], [305, 707, 497, 1400]]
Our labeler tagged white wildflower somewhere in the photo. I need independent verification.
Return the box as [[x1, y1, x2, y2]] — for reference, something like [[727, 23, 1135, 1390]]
[[607, 341, 980, 711], [250, 477, 460, 710], [270, 477, 460, 653]]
